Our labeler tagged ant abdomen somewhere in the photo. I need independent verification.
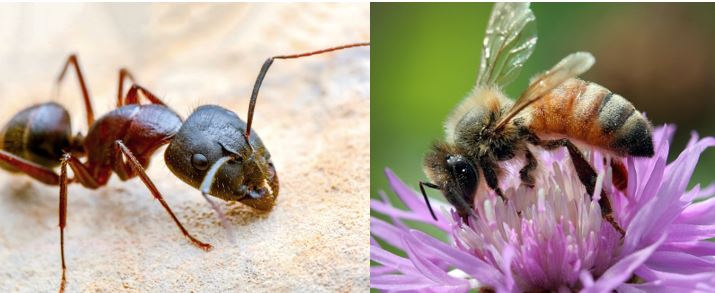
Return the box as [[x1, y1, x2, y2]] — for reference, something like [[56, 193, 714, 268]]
[[0, 102, 74, 171]]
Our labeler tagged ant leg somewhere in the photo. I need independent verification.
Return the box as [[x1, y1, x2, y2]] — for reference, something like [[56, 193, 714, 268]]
[[115, 140, 212, 251], [0, 150, 59, 185], [56, 54, 94, 126], [56, 152, 128, 292], [57, 155, 71, 293], [111, 148, 133, 181], [245, 42, 370, 139], [478, 157, 505, 199], [539, 138, 626, 236], [124, 84, 167, 106], [519, 149, 538, 188], [62, 154, 101, 189], [116, 68, 136, 107]]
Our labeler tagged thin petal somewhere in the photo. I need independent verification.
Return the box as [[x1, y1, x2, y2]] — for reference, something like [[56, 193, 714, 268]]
[[645, 250, 715, 274], [371, 217, 409, 251], [615, 284, 647, 293], [631, 266, 715, 292], [408, 230, 504, 288], [581, 236, 664, 293], [658, 240, 715, 256], [499, 246, 516, 292], [679, 195, 715, 225], [665, 224, 715, 242], [371, 265, 397, 276], [695, 182, 715, 200], [402, 233, 467, 287], [623, 137, 715, 255], [579, 271, 594, 288], [371, 199, 451, 231], [370, 274, 438, 291], [370, 245, 420, 276]]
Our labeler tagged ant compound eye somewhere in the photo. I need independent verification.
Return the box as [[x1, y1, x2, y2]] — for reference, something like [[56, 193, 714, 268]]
[[446, 155, 478, 200], [191, 154, 210, 170]]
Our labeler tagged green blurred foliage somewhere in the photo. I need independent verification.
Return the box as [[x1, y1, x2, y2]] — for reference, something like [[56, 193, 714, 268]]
[[371, 3, 715, 215]]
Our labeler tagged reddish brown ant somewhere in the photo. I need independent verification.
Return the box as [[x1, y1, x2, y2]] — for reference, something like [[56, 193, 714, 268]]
[[0, 42, 369, 292]]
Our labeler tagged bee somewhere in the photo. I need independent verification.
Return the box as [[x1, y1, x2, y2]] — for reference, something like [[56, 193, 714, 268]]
[[419, 3, 654, 235]]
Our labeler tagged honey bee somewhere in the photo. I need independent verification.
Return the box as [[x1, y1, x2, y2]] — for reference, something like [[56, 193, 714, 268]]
[[420, 3, 654, 234]]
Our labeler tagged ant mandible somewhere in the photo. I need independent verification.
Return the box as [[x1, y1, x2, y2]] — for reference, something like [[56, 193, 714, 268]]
[[0, 42, 369, 292]]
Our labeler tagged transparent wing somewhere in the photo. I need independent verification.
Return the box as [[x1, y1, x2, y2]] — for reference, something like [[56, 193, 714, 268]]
[[493, 52, 596, 131], [476, 2, 537, 87]]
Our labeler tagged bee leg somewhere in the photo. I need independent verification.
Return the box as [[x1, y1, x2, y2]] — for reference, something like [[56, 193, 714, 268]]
[[478, 158, 505, 200], [519, 150, 537, 188], [539, 138, 626, 236], [610, 159, 629, 192]]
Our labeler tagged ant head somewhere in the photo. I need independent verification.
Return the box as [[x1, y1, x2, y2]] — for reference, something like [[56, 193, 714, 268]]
[[423, 143, 479, 218], [165, 105, 278, 211]]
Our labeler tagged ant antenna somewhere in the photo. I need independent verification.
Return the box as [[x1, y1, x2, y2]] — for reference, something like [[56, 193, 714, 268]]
[[419, 181, 440, 221], [245, 42, 370, 139], [199, 156, 236, 243]]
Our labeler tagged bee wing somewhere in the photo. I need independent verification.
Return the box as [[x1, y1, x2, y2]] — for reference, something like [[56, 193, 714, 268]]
[[493, 52, 595, 131], [476, 2, 537, 87]]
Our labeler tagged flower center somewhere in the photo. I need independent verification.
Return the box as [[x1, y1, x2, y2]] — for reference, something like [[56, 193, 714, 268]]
[[451, 159, 622, 291]]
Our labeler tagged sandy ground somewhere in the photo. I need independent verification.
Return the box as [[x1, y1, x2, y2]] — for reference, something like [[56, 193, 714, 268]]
[[0, 3, 369, 292]]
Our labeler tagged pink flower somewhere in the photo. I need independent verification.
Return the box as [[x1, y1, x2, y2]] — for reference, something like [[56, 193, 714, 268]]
[[371, 125, 715, 292]]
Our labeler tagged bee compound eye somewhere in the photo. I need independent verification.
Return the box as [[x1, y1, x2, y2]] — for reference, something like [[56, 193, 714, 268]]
[[191, 153, 210, 170], [446, 156, 478, 199]]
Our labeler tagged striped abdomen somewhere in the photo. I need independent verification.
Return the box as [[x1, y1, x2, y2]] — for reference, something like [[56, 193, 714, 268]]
[[527, 78, 654, 157]]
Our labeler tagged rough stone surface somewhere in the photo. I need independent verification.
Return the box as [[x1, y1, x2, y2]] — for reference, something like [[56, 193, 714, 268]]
[[0, 4, 369, 292]]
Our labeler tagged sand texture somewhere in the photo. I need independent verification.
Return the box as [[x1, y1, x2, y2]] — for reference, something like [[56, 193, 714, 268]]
[[0, 3, 369, 292]]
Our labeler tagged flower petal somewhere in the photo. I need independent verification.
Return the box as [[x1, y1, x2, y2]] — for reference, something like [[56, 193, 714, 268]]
[[371, 199, 451, 231], [370, 245, 421, 276], [658, 240, 715, 257], [627, 267, 715, 292], [371, 274, 452, 291], [581, 236, 664, 293], [665, 224, 715, 242], [624, 136, 715, 255], [371, 217, 410, 251], [408, 229, 505, 288], [645, 250, 715, 274], [402, 233, 468, 287], [679, 195, 715, 225]]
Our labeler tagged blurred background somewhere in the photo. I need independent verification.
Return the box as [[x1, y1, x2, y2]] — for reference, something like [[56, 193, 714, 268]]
[[372, 3, 715, 240]]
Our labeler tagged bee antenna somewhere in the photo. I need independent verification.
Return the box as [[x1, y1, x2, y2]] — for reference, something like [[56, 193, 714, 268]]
[[419, 181, 440, 221], [245, 42, 370, 139]]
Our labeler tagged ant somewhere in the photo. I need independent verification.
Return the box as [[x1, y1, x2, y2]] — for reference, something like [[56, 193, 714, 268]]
[[0, 42, 369, 292]]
